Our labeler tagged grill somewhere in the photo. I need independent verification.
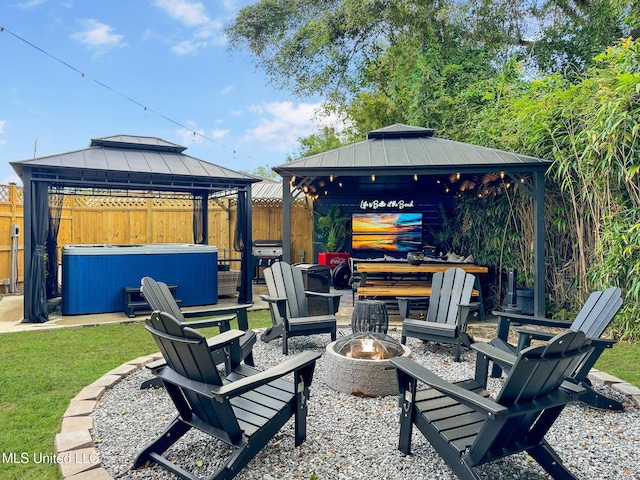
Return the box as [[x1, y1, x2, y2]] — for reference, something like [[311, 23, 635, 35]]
[[252, 240, 283, 283]]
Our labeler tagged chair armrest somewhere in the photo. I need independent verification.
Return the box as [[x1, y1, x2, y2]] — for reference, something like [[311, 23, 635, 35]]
[[259, 294, 287, 304], [182, 303, 252, 319], [391, 356, 508, 418], [215, 351, 321, 398], [590, 337, 617, 348], [512, 326, 554, 341], [259, 295, 288, 320], [471, 341, 517, 368], [492, 310, 573, 329], [180, 314, 236, 330]]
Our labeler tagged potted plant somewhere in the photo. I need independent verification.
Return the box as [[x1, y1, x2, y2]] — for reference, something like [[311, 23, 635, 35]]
[[315, 205, 351, 268]]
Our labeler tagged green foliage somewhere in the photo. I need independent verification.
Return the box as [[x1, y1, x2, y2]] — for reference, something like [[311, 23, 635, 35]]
[[315, 204, 350, 252], [249, 165, 279, 180], [591, 209, 640, 340]]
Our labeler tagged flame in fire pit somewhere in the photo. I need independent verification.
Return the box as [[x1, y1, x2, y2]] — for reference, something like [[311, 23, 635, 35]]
[[334, 332, 404, 361]]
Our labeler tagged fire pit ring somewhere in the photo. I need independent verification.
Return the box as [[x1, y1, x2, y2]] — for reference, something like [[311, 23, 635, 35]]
[[324, 332, 411, 397]]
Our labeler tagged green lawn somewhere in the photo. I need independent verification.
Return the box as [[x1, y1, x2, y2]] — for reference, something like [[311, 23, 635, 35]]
[[0, 310, 636, 480], [0, 311, 272, 480]]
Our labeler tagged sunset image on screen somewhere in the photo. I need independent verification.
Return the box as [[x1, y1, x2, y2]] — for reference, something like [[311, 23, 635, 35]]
[[352, 213, 422, 251]]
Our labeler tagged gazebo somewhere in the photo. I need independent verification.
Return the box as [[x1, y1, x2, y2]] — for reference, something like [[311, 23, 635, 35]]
[[11, 135, 259, 323], [273, 124, 551, 316]]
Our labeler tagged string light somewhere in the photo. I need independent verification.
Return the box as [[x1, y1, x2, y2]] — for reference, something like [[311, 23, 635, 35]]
[[329, 175, 334, 182], [0, 26, 260, 161], [371, 174, 376, 181], [413, 174, 418, 181]]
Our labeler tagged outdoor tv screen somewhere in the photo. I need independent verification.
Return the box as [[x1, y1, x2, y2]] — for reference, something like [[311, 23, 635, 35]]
[[351, 213, 423, 252]]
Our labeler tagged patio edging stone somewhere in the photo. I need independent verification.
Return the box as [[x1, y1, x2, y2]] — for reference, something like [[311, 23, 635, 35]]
[[55, 339, 640, 480], [55, 353, 163, 480]]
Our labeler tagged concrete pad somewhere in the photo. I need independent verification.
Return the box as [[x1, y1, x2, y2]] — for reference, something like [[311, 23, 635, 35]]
[[0, 295, 24, 322]]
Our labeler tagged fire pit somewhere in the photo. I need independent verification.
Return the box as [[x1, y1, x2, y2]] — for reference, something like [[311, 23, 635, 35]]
[[324, 332, 411, 397]]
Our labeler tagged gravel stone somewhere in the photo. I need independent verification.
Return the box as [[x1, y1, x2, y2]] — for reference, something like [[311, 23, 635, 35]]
[[92, 329, 640, 479]]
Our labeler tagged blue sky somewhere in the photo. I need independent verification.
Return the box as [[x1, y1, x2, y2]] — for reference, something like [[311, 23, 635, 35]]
[[0, 0, 337, 185]]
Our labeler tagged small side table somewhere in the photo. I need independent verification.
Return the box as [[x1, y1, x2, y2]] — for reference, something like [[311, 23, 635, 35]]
[[351, 299, 389, 334]]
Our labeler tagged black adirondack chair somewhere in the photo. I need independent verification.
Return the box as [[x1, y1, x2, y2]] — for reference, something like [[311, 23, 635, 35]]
[[133, 310, 321, 480], [488, 286, 623, 410], [400, 267, 477, 361], [141, 276, 256, 371], [260, 261, 339, 355], [391, 330, 592, 480]]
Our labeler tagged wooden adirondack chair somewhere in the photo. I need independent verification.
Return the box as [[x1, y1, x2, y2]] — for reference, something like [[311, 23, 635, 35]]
[[133, 310, 321, 480], [391, 330, 591, 480], [260, 261, 339, 355], [486, 286, 623, 410], [141, 276, 256, 371], [400, 267, 477, 361]]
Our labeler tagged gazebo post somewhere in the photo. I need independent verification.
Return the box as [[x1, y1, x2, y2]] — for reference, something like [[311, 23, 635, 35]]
[[242, 187, 253, 303], [281, 176, 293, 263]]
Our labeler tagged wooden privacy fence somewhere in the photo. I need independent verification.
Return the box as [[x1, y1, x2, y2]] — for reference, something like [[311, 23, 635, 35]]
[[0, 184, 314, 291]]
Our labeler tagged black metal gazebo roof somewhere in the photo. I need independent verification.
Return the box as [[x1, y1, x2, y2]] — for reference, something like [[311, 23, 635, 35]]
[[274, 124, 551, 315]]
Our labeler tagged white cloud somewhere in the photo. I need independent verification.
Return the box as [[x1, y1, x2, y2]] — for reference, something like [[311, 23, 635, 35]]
[[245, 101, 338, 152], [71, 19, 124, 51], [219, 85, 235, 95], [0, 120, 6, 134], [18, 0, 46, 9], [211, 129, 229, 139], [171, 39, 207, 56], [154, 0, 224, 55], [154, 0, 214, 28]]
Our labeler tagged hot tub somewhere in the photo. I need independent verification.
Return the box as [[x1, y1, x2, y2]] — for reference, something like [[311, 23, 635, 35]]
[[61, 244, 218, 315]]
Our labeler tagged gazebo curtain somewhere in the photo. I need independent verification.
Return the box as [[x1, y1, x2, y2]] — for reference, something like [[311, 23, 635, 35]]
[[46, 188, 64, 298], [25, 181, 49, 323], [192, 193, 205, 244], [234, 191, 248, 303]]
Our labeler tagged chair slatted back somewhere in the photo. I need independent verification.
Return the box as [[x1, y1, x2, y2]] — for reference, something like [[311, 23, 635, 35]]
[[146, 311, 241, 442], [472, 330, 590, 461], [141, 277, 185, 321], [426, 267, 476, 325], [571, 286, 622, 338], [264, 262, 309, 322]]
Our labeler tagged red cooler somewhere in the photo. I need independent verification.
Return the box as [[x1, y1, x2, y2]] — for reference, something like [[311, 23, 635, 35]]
[[318, 252, 351, 270]]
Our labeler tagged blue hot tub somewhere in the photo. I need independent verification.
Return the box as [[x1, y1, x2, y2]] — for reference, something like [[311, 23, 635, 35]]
[[62, 244, 218, 315]]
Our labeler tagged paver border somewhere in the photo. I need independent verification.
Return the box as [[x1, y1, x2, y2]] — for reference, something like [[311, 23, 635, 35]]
[[55, 353, 162, 480]]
